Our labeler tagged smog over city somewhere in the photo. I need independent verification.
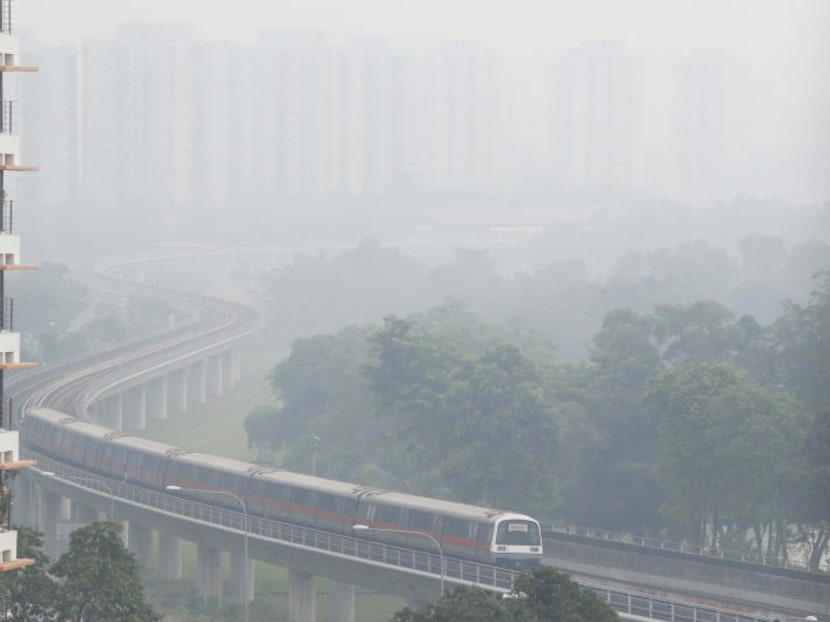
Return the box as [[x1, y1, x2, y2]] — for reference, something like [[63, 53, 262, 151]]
[[3, 1, 829, 621]]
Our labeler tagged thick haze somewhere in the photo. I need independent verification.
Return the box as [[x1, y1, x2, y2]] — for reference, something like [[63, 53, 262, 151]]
[[15, 0, 830, 258], [20, 0, 830, 115]]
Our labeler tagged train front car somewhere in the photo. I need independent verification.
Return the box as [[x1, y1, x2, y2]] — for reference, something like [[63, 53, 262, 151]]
[[490, 513, 543, 568]]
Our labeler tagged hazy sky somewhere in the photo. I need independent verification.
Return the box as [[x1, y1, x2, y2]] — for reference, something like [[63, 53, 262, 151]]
[[17, 0, 830, 134]]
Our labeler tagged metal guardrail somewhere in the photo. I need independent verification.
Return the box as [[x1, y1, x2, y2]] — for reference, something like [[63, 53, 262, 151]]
[[29, 454, 777, 622], [547, 523, 815, 573]]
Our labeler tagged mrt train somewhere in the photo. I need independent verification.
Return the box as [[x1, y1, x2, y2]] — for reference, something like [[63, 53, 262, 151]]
[[22, 408, 543, 567]]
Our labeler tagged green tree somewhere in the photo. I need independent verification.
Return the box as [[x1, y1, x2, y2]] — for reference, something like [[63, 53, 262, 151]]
[[512, 566, 619, 622], [0, 526, 59, 621], [390, 586, 506, 622], [50, 522, 161, 622], [388, 568, 619, 622], [243, 403, 282, 463], [565, 308, 664, 533], [653, 300, 742, 365], [644, 362, 804, 553]]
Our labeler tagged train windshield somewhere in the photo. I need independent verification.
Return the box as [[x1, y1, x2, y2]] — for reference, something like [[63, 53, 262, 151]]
[[495, 519, 541, 546]]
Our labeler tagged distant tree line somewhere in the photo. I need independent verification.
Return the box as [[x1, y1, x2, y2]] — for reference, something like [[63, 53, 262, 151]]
[[248, 252, 830, 567]]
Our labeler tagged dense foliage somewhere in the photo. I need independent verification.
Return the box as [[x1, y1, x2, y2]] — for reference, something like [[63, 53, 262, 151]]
[[389, 567, 619, 622], [0, 522, 160, 622], [248, 235, 830, 566]]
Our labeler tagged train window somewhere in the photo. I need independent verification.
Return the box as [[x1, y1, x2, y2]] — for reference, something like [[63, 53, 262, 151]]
[[407, 510, 434, 531], [374, 504, 402, 526], [474, 523, 492, 543], [217, 472, 240, 492], [110, 446, 127, 467], [443, 517, 472, 540], [179, 464, 197, 484], [199, 467, 220, 489], [495, 520, 541, 546], [263, 481, 287, 504], [317, 493, 340, 514], [143, 455, 162, 480], [289, 487, 313, 509], [83, 438, 98, 464]]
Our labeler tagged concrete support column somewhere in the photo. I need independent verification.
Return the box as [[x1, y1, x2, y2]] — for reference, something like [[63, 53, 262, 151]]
[[188, 361, 206, 406], [70, 503, 99, 525], [196, 544, 223, 600], [158, 533, 182, 581], [329, 581, 355, 622], [222, 349, 236, 390], [11, 473, 33, 527], [288, 570, 316, 622], [41, 489, 63, 559], [169, 368, 188, 414], [147, 376, 169, 421], [207, 355, 224, 398], [125, 385, 147, 431], [127, 523, 153, 570], [104, 393, 124, 431], [229, 552, 254, 604], [233, 348, 241, 384]]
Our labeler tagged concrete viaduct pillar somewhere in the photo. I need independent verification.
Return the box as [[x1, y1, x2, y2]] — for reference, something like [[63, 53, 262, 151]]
[[289, 570, 316, 622], [102, 393, 124, 431], [127, 523, 153, 570], [222, 349, 238, 390], [329, 581, 355, 622], [207, 355, 224, 398], [169, 368, 188, 414], [229, 552, 254, 604], [158, 533, 183, 581], [125, 385, 147, 431], [41, 489, 63, 559], [11, 473, 33, 527], [188, 361, 206, 406], [147, 376, 168, 421], [196, 544, 223, 600]]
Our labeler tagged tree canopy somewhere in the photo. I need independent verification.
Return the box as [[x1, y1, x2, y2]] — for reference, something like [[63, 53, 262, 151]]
[[389, 567, 619, 622]]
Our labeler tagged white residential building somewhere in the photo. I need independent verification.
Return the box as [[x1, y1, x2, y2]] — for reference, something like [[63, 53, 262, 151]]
[[421, 40, 504, 192], [546, 40, 644, 188]]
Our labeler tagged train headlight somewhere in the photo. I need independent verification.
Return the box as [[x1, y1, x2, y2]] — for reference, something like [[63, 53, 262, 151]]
[[530, 547, 539, 552], [496, 546, 507, 552]]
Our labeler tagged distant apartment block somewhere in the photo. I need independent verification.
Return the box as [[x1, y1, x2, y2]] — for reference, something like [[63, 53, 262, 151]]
[[422, 40, 504, 192], [670, 48, 753, 206], [546, 40, 644, 188]]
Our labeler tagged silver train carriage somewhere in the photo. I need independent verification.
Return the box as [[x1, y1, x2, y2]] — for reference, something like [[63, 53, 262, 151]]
[[21, 407, 543, 567]]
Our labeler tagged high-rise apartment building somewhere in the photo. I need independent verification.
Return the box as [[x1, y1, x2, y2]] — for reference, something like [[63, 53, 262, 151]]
[[669, 48, 752, 206], [81, 23, 196, 215], [256, 30, 332, 207], [546, 40, 644, 188], [0, 0, 38, 593], [333, 37, 422, 197], [422, 40, 504, 192], [19, 41, 78, 208]]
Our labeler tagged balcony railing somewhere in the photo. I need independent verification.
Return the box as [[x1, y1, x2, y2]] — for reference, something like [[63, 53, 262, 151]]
[[1, 101, 13, 134], [0, 297, 12, 332], [0, 0, 11, 35], [1, 199, 13, 233]]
